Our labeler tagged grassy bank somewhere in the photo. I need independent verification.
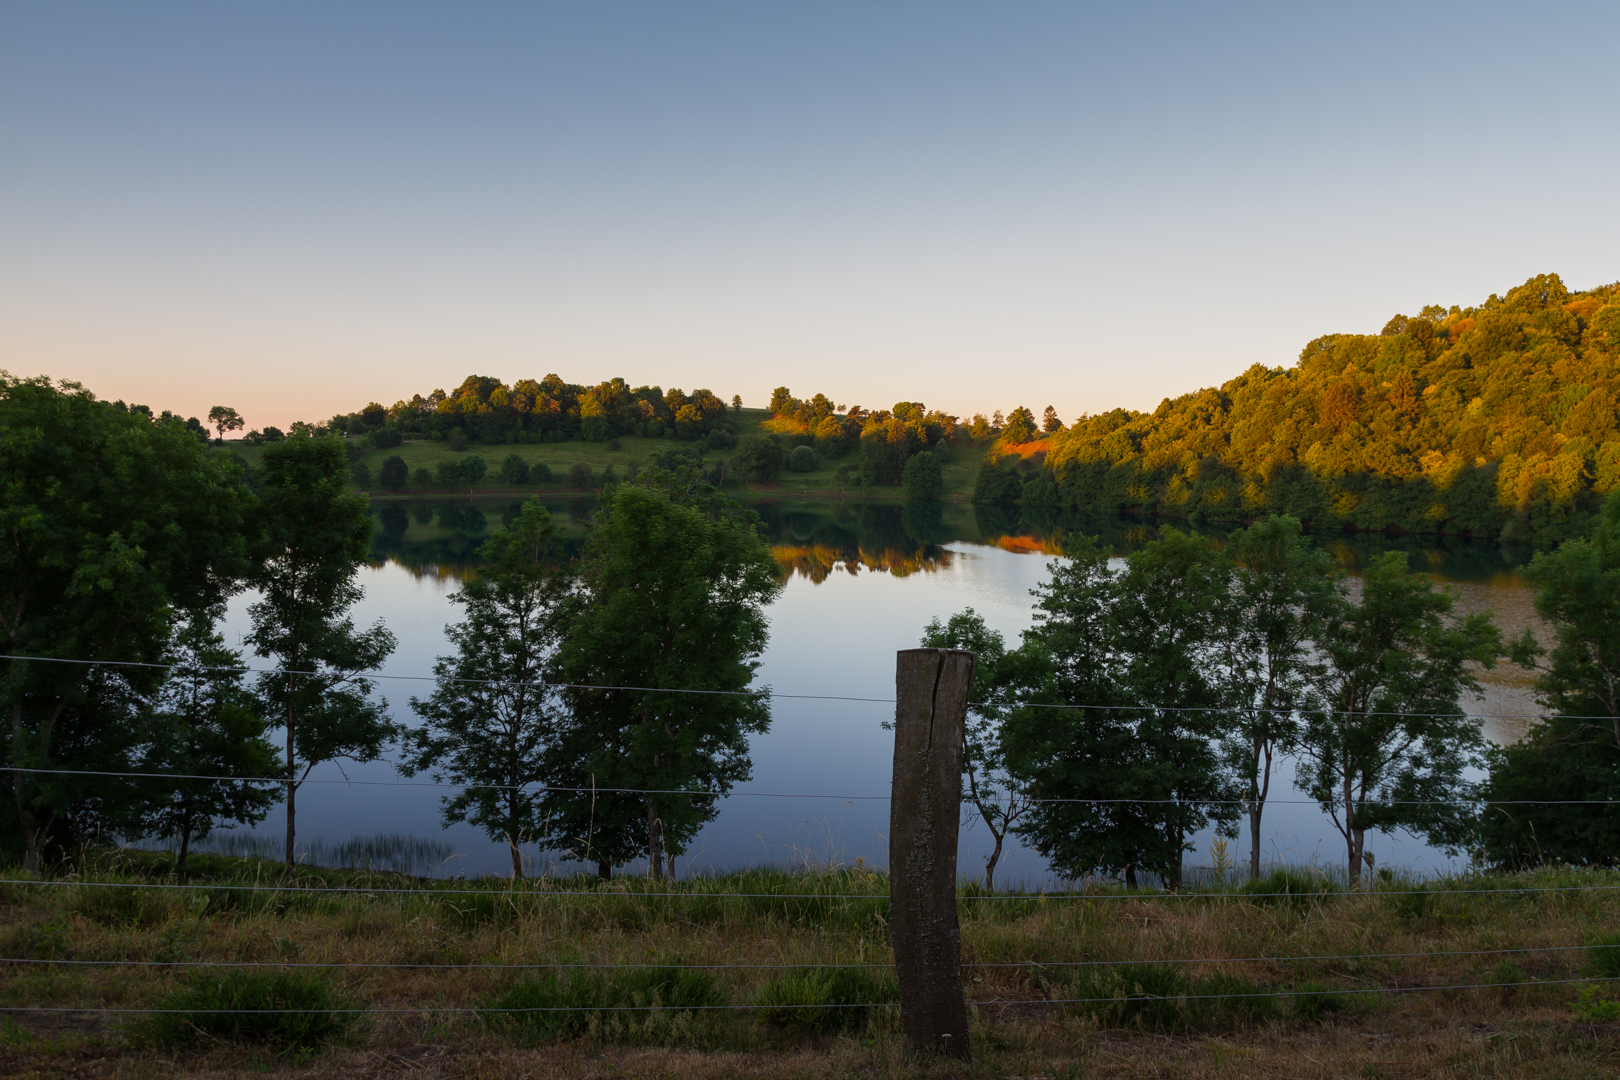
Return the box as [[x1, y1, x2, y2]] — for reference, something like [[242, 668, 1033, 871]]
[[226, 409, 989, 502], [1, 855, 1617, 1077]]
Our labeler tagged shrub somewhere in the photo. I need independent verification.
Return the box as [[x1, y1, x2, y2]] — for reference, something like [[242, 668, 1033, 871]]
[[1021, 474, 1060, 505], [438, 455, 488, 487], [733, 436, 784, 484], [705, 429, 736, 452], [131, 972, 357, 1051], [448, 430, 469, 451], [1591, 932, 1620, 979], [972, 457, 1024, 503], [371, 427, 403, 449], [568, 461, 594, 489], [531, 462, 554, 485], [500, 454, 530, 485], [788, 445, 817, 473], [933, 438, 952, 462], [350, 462, 372, 489], [1067, 963, 1185, 1030], [755, 966, 896, 1035], [1242, 868, 1338, 909], [902, 451, 943, 499], [1289, 980, 1351, 1023], [484, 961, 728, 1044], [581, 416, 610, 442], [378, 455, 408, 490], [413, 467, 433, 490]]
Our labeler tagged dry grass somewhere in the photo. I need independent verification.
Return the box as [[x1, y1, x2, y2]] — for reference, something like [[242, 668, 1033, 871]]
[[1, 856, 1617, 1078]]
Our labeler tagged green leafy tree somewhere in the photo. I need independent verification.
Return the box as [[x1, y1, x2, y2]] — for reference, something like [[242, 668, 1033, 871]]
[[788, 445, 816, 473], [919, 609, 1036, 892], [244, 437, 399, 880], [1041, 406, 1062, 433], [208, 405, 245, 444], [1001, 407, 1037, 444], [734, 436, 784, 484], [1481, 490, 1620, 867], [499, 454, 530, 485], [403, 501, 571, 878], [1004, 531, 1239, 890], [378, 455, 408, 490], [1296, 553, 1501, 885], [1211, 516, 1339, 879], [1, 375, 255, 871], [567, 461, 593, 489], [973, 457, 1024, 504], [549, 474, 780, 879], [136, 615, 279, 874], [902, 451, 943, 500], [413, 467, 433, 491], [437, 455, 487, 488]]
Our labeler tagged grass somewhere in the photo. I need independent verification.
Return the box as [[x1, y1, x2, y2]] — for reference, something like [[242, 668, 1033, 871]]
[[0, 856, 1617, 1077], [226, 408, 991, 503], [129, 971, 358, 1053]]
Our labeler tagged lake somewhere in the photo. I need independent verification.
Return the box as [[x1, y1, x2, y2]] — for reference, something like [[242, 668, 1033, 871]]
[[209, 497, 1548, 886]]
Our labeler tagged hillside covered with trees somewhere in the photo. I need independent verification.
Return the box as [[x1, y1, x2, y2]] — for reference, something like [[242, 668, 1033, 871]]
[[986, 273, 1620, 546], [257, 374, 742, 447]]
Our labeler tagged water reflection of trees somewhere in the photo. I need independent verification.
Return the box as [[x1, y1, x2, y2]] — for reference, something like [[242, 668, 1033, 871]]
[[370, 496, 1527, 586], [369, 498, 590, 580], [757, 502, 952, 583]]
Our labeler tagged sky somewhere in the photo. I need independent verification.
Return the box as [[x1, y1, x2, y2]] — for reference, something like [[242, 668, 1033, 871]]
[[2, 2, 1617, 431]]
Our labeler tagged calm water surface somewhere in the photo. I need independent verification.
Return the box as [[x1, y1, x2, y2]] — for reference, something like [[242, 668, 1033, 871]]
[[213, 499, 1547, 884]]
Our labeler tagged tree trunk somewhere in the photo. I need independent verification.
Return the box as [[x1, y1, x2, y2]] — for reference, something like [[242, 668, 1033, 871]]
[[1343, 774, 1361, 887], [1249, 736, 1272, 880], [1168, 823, 1183, 893], [984, 827, 1004, 893], [177, 828, 192, 876], [647, 801, 663, 881], [509, 834, 524, 880], [284, 693, 298, 882], [1124, 862, 1138, 889], [597, 859, 611, 881]]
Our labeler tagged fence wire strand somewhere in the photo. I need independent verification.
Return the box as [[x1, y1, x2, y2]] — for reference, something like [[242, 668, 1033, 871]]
[[5, 652, 1608, 720], [0, 975, 1614, 1016], [0, 942, 1599, 973], [5, 877, 1619, 900]]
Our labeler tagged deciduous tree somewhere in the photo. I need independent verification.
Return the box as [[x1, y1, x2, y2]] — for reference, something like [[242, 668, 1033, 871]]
[[1, 375, 254, 871], [1296, 553, 1500, 885], [403, 501, 571, 878], [208, 405, 244, 444], [1211, 516, 1338, 878], [548, 474, 780, 879], [137, 615, 279, 874], [244, 436, 398, 880]]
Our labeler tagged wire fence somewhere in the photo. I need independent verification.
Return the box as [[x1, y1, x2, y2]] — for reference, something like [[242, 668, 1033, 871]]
[[7, 651, 1614, 720], [4, 653, 1618, 1030]]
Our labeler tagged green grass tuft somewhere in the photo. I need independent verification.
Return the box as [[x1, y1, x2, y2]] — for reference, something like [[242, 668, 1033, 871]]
[[130, 972, 358, 1052], [754, 966, 897, 1035], [483, 958, 730, 1045]]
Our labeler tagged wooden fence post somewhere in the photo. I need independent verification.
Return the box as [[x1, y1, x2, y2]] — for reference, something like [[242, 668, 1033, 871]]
[[889, 647, 974, 1060]]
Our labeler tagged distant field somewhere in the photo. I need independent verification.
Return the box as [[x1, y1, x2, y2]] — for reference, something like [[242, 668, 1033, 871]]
[[225, 408, 988, 501]]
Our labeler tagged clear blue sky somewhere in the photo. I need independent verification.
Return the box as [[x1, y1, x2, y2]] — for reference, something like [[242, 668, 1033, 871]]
[[3, 2, 1615, 429]]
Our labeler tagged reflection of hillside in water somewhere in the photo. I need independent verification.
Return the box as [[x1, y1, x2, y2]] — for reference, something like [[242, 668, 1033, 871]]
[[368, 498, 593, 580], [753, 501, 953, 582], [373, 496, 1537, 590]]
